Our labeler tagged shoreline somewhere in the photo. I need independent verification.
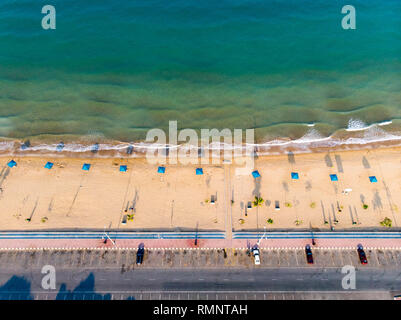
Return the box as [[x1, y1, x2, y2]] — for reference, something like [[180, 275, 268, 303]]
[[1, 129, 401, 159]]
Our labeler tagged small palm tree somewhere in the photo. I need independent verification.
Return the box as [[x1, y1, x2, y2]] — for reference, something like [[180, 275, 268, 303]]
[[267, 218, 273, 224], [253, 196, 264, 207]]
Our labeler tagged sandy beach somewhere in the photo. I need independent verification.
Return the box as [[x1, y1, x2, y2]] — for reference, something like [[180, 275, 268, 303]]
[[0, 146, 399, 232]]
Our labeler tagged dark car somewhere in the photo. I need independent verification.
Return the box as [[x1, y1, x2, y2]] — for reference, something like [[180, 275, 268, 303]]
[[357, 244, 368, 265], [136, 248, 144, 265], [305, 244, 313, 264]]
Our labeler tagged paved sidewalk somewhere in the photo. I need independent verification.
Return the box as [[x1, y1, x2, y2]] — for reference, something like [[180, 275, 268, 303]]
[[0, 237, 400, 250]]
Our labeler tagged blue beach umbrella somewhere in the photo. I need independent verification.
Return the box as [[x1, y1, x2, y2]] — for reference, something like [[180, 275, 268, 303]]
[[369, 176, 377, 183], [119, 165, 127, 172], [291, 172, 299, 180], [44, 162, 54, 169], [7, 160, 17, 168], [330, 174, 338, 182], [82, 163, 91, 171], [252, 170, 261, 178], [158, 166, 165, 173], [196, 168, 203, 175]]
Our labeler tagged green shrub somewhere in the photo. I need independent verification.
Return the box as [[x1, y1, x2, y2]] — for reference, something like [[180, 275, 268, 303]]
[[380, 217, 392, 227]]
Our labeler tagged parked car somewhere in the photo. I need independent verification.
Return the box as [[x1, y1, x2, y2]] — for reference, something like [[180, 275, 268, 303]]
[[357, 244, 368, 265], [136, 247, 144, 265], [305, 244, 314, 264], [252, 248, 260, 265]]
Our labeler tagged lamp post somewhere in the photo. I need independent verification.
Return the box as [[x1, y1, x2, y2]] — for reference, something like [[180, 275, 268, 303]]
[[102, 225, 116, 247], [310, 223, 316, 246], [257, 226, 267, 247]]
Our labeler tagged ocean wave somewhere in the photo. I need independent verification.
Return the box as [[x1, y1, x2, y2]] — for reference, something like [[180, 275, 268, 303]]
[[346, 118, 393, 132], [1, 120, 401, 157]]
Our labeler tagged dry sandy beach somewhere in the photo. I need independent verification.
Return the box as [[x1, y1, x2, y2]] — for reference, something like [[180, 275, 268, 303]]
[[0, 147, 399, 232]]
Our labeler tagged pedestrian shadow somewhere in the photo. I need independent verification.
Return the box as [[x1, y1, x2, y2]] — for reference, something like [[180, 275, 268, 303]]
[[287, 151, 295, 164], [324, 154, 333, 167], [372, 191, 383, 210], [252, 177, 261, 197], [335, 155, 344, 173], [362, 156, 370, 169], [0, 166, 10, 189]]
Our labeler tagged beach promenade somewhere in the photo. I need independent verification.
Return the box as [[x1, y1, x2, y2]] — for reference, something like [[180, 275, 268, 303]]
[[0, 232, 401, 250], [0, 147, 400, 249]]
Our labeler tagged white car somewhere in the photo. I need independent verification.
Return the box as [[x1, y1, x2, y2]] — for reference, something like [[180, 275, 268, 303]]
[[252, 248, 260, 265]]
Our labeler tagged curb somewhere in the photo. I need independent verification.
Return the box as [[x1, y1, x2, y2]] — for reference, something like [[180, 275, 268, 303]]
[[0, 246, 401, 251]]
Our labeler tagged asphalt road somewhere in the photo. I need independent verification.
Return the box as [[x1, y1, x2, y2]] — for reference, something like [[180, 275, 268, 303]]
[[0, 249, 400, 299], [0, 266, 400, 300]]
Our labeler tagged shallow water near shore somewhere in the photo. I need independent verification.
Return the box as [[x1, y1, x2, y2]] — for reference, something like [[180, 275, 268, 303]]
[[0, 0, 400, 155]]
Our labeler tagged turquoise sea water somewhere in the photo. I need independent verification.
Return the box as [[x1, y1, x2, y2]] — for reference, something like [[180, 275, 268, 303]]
[[0, 0, 400, 150]]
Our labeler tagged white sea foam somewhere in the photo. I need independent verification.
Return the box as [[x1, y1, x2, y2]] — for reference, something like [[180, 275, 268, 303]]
[[346, 118, 393, 132], [1, 119, 401, 157]]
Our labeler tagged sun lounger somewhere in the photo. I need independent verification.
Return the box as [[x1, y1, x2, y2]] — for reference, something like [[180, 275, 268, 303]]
[[275, 201, 280, 210], [211, 195, 215, 204], [247, 201, 252, 210], [342, 188, 352, 195]]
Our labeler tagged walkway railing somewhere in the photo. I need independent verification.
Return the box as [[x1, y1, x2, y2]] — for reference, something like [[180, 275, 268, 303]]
[[233, 231, 401, 239], [0, 231, 226, 240]]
